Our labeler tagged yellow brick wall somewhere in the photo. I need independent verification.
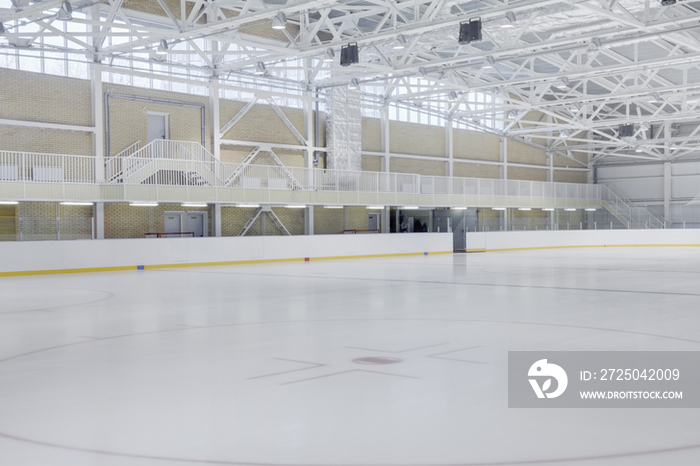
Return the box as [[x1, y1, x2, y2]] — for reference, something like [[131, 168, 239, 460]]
[[220, 99, 305, 146], [362, 155, 382, 172], [453, 128, 499, 162], [507, 140, 547, 166], [453, 162, 500, 179], [0, 126, 93, 156], [104, 203, 210, 239], [220, 207, 304, 236], [507, 166, 548, 182], [553, 170, 588, 183], [0, 204, 16, 241], [362, 118, 382, 152], [390, 158, 445, 176], [390, 121, 445, 157], [348, 207, 370, 231], [314, 206, 345, 235]]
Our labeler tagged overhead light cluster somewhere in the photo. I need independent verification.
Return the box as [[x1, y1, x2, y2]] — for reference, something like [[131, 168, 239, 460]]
[[271, 12, 287, 30], [458, 18, 482, 45], [340, 42, 359, 66], [255, 62, 267, 75], [393, 34, 407, 50], [500, 12, 516, 29], [56, 1, 72, 21]]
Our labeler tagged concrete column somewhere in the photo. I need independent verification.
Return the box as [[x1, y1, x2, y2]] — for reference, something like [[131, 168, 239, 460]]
[[664, 162, 671, 227], [90, 63, 104, 182], [305, 206, 314, 235], [93, 202, 104, 239], [381, 207, 389, 233], [212, 203, 222, 237]]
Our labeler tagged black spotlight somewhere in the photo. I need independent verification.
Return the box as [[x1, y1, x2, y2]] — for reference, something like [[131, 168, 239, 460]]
[[340, 43, 359, 66], [618, 124, 634, 138], [661, 0, 676, 5], [459, 18, 482, 45]]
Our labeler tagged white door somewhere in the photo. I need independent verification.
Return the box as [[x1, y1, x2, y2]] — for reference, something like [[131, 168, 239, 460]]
[[164, 212, 183, 234], [368, 213, 379, 231], [147, 113, 168, 143], [187, 212, 207, 237]]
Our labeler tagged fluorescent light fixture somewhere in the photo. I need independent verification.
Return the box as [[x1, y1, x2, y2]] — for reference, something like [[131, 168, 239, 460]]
[[349, 78, 359, 90], [542, 208, 554, 211], [452, 207, 467, 210], [323, 205, 344, 209], [500, 11, 516, 28], [56, 1, 72, 21], [285, 204, 306, 208], [393, 34, 407, 50], [130, 202, 158, 207], [649, 92, 662, 103], [492, 207, 506, 211], [635, 147, 643, 153], [271, 12, 287, 30], [518, 207, 531, 211], [323, 48, 335, 62], [181, 203, 207, 207], [585, 208, 597, 211], [255, 62, 266, 75], [0, 201, 18, 205], [237, 204, 260, 208], [61, 202, 93, 206], [564, 208, 576, 211], [366, 205, 384, 210], [401, 206, 419, 210], [155, 39, 169, 55]]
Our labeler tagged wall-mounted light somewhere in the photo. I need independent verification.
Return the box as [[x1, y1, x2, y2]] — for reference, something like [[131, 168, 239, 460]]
[[323, 205, 344, 209], [156, 39, 169, 55], [585, 208, 597, 211], [285, 204, 306, 208], [366, 205, 384, 210], [564, 208, 576, 211], [518, 207, 531, 211], [130, 202, 158, 207], [182, 203, 207, 207], [500, 11, 516, 28], [452, 207, 467, 210], [61, 202, 93, 206], [236, 204, 260, 208], [323, 48, 335, 63], [56, 1, 73, 21], [0, 201, 18, 205], [255, 62, 267, 75], [492, 207, 506, 211], [348, 78, 359, 90], [393, 34, 407, 50], [271, 12, 287, 30], [542, 208, 554, 211], [401, 206, 419, 210]]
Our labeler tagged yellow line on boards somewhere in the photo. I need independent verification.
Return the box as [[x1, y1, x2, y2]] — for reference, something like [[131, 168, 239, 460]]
[[486, 244, 700, 252], [0, 251, 454, 278]]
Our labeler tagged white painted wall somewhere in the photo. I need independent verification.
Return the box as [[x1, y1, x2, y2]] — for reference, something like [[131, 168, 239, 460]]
[[0, 233, 453, 274], [468, 229, 700, 251]]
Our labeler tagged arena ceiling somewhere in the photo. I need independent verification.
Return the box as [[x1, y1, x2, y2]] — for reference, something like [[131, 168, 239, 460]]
[[2, 0, 700, 166]]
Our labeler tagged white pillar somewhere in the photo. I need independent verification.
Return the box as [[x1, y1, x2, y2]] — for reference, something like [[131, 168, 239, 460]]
[[209, 78, 221, 160], [445, 119, 454, 177], [500, 136, 507, 180], [664, 162, 671, 227], [213, 203, 222, 237], [305, 206, 314, 235], [91, 63, 104, 182], [381, 207, 389, 233], [344, 206, 350, 231], [93, 202, 104, 239]]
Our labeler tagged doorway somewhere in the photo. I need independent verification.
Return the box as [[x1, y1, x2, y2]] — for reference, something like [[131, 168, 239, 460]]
[[187, 212, 207, 237], [147, 113, 169, 143], [368, 212, 379, 232], [164, 212, 184, 234]]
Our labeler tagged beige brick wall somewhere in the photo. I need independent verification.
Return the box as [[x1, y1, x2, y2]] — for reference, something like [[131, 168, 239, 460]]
[[454, 128, 499, 162], [314, 206, 345, 235], [362, 155, 382, 172], [507, 140, 547, 166], [220, 206, 304, 236], [390, 121, 445, 157], [0, 204, 16, 241], [104, 203, 210, 239], [390, 158, 445, 176], [362, 118, 382, 152], [553, 170, 588, 183], [507, 166, 548, 182], [453, 162, 500, 179], [220, 99, 305, 146]]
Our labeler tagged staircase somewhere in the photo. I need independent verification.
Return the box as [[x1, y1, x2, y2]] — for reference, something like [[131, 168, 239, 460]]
[[600, 184, 665, 229], [106, 140, 221, 186]]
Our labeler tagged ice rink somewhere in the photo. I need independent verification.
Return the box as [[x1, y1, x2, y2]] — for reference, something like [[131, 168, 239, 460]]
[[1, 247, 700, 466]]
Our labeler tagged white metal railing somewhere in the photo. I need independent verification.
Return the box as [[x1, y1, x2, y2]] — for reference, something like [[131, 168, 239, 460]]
[[0, 150, 95, 184], [106, 140, 140, 182], [0, 146, 664, 229]]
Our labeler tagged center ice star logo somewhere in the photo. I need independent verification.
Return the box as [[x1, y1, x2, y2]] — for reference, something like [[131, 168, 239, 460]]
[[528, 359, 568, 399]]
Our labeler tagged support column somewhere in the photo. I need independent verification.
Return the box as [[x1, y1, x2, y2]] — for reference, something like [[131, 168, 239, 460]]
[[93, 202, 104, 239], [209, 78, 221, 160], [90, 63, 104, 182], [445, 119, 454, 177], [212, 203, 222, 237], [381, 103, 391, 174], [381, 207, 389, 233], [344, 206, 350, 231], [500, 136, 507, 180], [664, 162, 671, 227], [305, 206, 314, 235]]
